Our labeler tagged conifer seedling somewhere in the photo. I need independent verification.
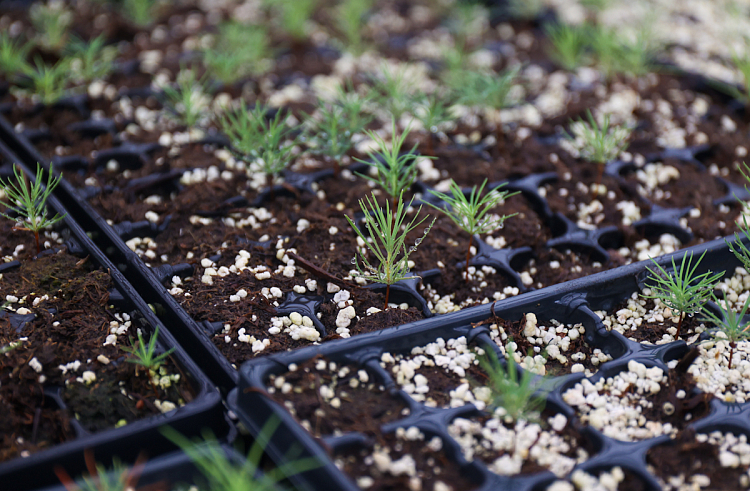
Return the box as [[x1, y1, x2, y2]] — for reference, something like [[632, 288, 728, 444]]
[[641, 251, 723, 338], [0, 163, 65, 255], [701, 292, 750, 370], [346, 192, 434, 309], [426, 179, 519, 282]]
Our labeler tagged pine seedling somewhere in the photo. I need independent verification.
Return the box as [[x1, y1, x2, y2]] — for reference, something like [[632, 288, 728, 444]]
[[412, 92, 454, 141], [0, 33, 32, 81], [477, 342, 546, 422], [121, 325, 175, 376], [426, 179, 519, 282], [30, 1, 72, 51], [162, 417, 320, 491], [266, 0, 317, 41], [506, 0, 544, 20], [335, 0, 374, 55], [565, 110, 630, 193], [218, 104, 297, 198], [370, 64, 414, 120], [345, 192, 434, 310], [54, 451, 159, 491], [161, 67, 213, 130], [334, 81, 374, 131], [24, 57, 71, 105], [65, 34, 116, 84], [588, 25, 656, 79], [0, 163, 65, 255], [727, 162, 750, 271], [354, 119, 429, 212], [202, 22, 272, 84], [450, 66, 519, 110], [304, 100, 369, 175], [641, 251, 723, 338], [123, 0, 156, 27], [545, 22, 590, 71], [701, 292, 750, 370]]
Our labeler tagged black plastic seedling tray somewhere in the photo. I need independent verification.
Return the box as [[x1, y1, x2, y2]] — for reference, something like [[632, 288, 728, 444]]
[[0, 142, 229, 491], [228, 235, 750, 491]]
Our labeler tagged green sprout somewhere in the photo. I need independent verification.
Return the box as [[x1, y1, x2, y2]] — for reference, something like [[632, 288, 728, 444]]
[[335, 0, 374, 55], [426, 179, 519, 282], [641, 251, 723, 338], [202, 22, 272, 84], [30, 0, 72, 51], [0, 341, 20, 355], [0, 33, 32, 81], [65, 34, 116, 84], [334, 81, 374, 130], [449, 66, 519, 110], [54, 451, 154, 491], [24, 57, 71, 105], [218, 104, 297, 198], [123, 0, 156, 27], [545, 22, 590, 72], [727, 162, 750, 271], [370, 64, 416, 120], [505, 0, 544, 20], [565, 110, 631, 193], [354, 119, 428, 212], [588, 25, 657, 79], [121, 325, 175, 375], [346, 192, 434, 310], [304, 99, 370, 175], [161, 67, 213, 130], [412, 92, 454, 150], [0, 163, 65, 255], [162, 417, 320, 491], [266, 0, 317, 41], [477, 341, 546, 422], [701, 292, 750, 370]]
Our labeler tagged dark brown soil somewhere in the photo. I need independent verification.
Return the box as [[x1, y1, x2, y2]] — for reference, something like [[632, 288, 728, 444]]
[[647, 429, 749, 491], [268, 356, 407, 438], [0, 251, 190, 463]]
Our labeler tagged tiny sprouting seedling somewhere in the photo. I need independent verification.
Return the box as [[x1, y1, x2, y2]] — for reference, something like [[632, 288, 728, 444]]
[[727, 162, 750, 270], [123, 0, 156, 27], [450, 66, 519, 110], [161, 67, 213, 130], [334, 81, 374, 130], [65, 34, 116, 84], [304, 100, 369, 175], [370, 64, 414, 120], [641, 251, 723, 338], [334, 0, 374, 55], [447, 1, 487, 50], [121, 325, 175, 376], [1, 341, 20, 355], [412, 92, 454, 144], [202, 22, 272, 84], [477, 341, 546, 422], [54, 451, 161, 491], [565, 110, 631, 193], [346, 192, 434, 310], [701, 292, 750, 370], [0, 33, 32, 81], [588, 25, 656, 79], [0, 163, 65, 255], [354, 119, 429, 212], [29, 0, 72, 51], [24, 57, 71, 105], [162, 417, 320, 491], [218, 104, 297, 198], [505, 0, 544, 20], [426, 179, 519, 282], [266, 0, 317, 41], [545, 22, 590, 71]]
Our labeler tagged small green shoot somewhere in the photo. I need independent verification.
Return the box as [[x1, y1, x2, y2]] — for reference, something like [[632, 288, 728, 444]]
[[641, 251, 723, 338], [335, 0, 374, 55], [0, 163, 65, 255], [24, 57, 71, 105], [346, 192, 434, 309], [54, 451, 157, 491], [121, 325, 175, 375], [65, 34, 116, 84], [202, 22, 272, 84], [589, 25, 657, 79], [161, 67, 213, 130], [218, 104, 297, 197], [305, 100, 370, 174], [412, 92, 454, 139], [266, 0, 317, 41], [701, 292, 750, 370], [123, 0, 156, 27], [426, 179, 519, 282], [0, 341, 20, 355], [545, 23, 590, 71], [565, 110, 631, 192], [30, 1, 72, 51], [354, 119, 428, 210], [727, 162, 750, 271], [162, 417, 321, 491], [334, 81, 374, 129], [370, 64, 415, 120], [0, 33, 32, 80], [478, 342, 546, 422], [505, 0, 544, 20], [449, 66, 519, 110]]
